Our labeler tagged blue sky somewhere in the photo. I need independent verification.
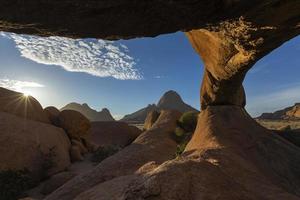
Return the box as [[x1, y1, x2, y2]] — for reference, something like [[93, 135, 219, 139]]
[[0, 32, 299, 119]]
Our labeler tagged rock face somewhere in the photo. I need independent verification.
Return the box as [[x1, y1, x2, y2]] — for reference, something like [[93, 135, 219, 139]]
[[90, 121, 142, 148], [45, 110, 182, 200], [61, 103, 115, 122], [58, 110, 91, 140], [258, 103, 300, 120], [143, 110, 160, 130], [121, 90, 197, 123], [0, 87, 50, 124], [0, 111, 71, 179], [41, 172, 76, 195], [44, 106, 60, 125], [157, 90, 197, 112], [121, 104, 158, 123]]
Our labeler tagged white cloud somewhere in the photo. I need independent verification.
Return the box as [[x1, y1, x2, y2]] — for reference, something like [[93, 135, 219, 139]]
[[1, 32, 142, 80], [246, 83, 300, 117], [154, 75, 164, 79], [0, 78, 44, 93]]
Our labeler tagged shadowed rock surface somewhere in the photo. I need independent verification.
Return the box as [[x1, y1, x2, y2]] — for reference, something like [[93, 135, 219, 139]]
[[0, 111, 71, 179], [61, 103, 115, 122], [44, 106, 60, 125], [90, 121, 142, 148], [58, 110, 91, 140]]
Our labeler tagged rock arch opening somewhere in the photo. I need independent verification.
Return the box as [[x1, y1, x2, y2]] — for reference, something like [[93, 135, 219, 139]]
[[0, 1, 300, 199]]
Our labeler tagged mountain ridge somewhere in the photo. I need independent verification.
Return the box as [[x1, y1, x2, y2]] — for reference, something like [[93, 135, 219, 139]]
[[121, 90, 198, 123], [61, 102, 115, 122], [258, 103, 300, 120]]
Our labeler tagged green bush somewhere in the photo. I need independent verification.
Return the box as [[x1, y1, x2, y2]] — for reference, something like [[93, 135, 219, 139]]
[[0, 169, 35, 200], [175, 141, 189, 157], [177, 111, 199, 132], [91, 146, 120, 163]]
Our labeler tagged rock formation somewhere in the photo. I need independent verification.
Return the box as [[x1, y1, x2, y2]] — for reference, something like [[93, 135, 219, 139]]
[[1, 1, 300, 199], [90, 121, 142, 148], [44, 106, 60, 125], [57, 110, 91, 140], [0, 111, 71, 180], [143, 110, 160, 130], [258, 103, 300, 120], [61, 103, 115, 122], [121, 90, 197, 123], [45, 110, 182, 200], [0, 87, 50, 123]]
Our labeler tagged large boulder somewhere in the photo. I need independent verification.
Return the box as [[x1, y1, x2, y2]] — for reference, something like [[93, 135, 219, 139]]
[[0, 87, 50, 123], [0, 111, 71, 179], [44, 106, 60, 125], [58, 110, 91, 140], [90, 121, 142, 148]]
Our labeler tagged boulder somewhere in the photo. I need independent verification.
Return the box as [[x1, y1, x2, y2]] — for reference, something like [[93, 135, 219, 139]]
[[90, 121, 142, 148], [0, 111, 71, 179], [71, 139, 88, 154], [143, 110, 160, 130], [45, 110, 181, 200], [41, 172, 76, 195], [58, 110, 91, 140], [44, 106, 60, 125], [70, 146, 84, 162], [0, 87, 50, 123]]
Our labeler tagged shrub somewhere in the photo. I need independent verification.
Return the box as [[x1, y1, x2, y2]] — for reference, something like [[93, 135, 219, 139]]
[[175, 141, 189, 157], [90, 146, 120, 163], [0, 169, 35, 200], [177, 111, 199, 132]]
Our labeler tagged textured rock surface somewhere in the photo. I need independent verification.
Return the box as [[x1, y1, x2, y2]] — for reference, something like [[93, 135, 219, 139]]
[[41, 172, 76, 195], [45, 110, 181, 200], [91, 121, 141, 148], [143, 110, 160, 130], [58, 110, 91, 140], [61, 103, 115, 122], [0, 87, 50, 123], [44, 106, 60, 125], [0, 111, 71, 179]]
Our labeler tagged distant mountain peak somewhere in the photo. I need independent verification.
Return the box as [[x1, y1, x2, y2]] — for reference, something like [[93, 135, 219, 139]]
[[61, 103, 115, 122], [121, 90, 198, 123], [258, 103, 300, 120]]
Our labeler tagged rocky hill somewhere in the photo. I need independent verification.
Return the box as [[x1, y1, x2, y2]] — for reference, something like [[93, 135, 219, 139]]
[[61, 103, 114, 122], [258, 103, 300, 120], [121, 90, 198, 123]]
